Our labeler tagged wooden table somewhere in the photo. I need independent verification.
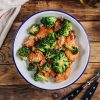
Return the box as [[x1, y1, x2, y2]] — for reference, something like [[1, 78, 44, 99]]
[[0, 0, 100, 100]]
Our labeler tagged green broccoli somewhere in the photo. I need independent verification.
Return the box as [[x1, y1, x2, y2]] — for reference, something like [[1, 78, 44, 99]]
[[34, 69, 40, 81], [47, 32, 57, 49], [65, 46, 79, 55], [29, 24, 39, 35], [53, 51, 69, 73], [17, 47, 30, 60], [37, 32, 56, 52], [59, 19, 72, 36], [37, 38, 51, 52], [63, 19, 72, 30], [45, 50, 55, 59], [34, 69, 49, 82], [41, 16, 57, 27], [58, 46, 66, 51], [42, 62, 51, 72], [48, 31, 57, 40], [28, 62, 39, 71], [59, 27, 69, 37], [37, 72, 49, 82]]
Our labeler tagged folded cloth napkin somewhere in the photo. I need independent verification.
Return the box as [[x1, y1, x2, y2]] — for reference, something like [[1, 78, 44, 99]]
[[0, 0, 29, 48]]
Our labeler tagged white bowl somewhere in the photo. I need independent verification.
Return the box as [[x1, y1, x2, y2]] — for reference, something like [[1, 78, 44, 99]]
[[13, 10, 90, 90]]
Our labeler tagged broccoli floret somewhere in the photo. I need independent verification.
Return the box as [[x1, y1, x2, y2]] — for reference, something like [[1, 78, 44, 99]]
[[48, 31, 57, 40], [41, 16, 57, 27], [37, 32, 56, 52], [59, 27, 69, 37], [42, 62, 51, 72], [36, 39, 45, 52], [29, 24, 39, 35], [59, 19, 72, 36], [28, 62, 39, 71], [45, 50, 55, 59], [47, 32, 57, 48], [37, 38, 51, 52], [63, 19, 72, 30], [34, 69, 40, 81], [58, 46, 66, 51], [65, 46, 79, 55], [53, 52, 69, 73], [37, 72, 49, 82], [17, 47, 30, 60], [34, 69, 49, 82]]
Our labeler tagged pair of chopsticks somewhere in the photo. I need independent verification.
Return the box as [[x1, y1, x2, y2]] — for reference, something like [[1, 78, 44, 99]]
[[62, 71, 100, 100]]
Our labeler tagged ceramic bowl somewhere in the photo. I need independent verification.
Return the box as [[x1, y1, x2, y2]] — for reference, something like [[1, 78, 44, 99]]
[[13, 10, 90, 90]]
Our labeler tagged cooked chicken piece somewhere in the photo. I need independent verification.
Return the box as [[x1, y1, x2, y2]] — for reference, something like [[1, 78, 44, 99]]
[[50, 67, 56, 77], [31, 47, 46, 65], [40, 59, 46, 67], [28, 53, 39, 62], [64, 31, 76, 46], [54, 16, 64, 31], [39, 67, 56, 80], [42, 70, 50, 78], [55, 63, 72, 82], [23, 36, 35, 47], [64, 31, 79, 61], [54, 35, 65, 50], [54, 19, 62, 31], [28, 50, 46, 66], [39, 24, 44, 27], [60, 16, 64, 22], [36, 26, 53, 39], [65, 48, 79, 62], [31, 46, 37, 52]]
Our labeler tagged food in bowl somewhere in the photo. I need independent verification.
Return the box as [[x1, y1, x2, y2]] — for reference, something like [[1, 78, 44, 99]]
[[17, 16, 79, 82]]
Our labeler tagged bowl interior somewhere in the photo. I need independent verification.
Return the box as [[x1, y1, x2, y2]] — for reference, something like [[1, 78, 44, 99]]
[[13, 11, 90, 90]]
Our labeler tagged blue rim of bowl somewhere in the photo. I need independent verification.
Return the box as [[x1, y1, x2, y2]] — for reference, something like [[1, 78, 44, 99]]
[[12, 10, 90, 90]]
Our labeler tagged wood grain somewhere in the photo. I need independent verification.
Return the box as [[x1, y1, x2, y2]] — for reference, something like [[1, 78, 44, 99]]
[[0, 0, 100, 100], [15, 0, 100, 22], [0, 63, 100, 85], [82, 21, 100, 42], [0, 84, 100, 100]]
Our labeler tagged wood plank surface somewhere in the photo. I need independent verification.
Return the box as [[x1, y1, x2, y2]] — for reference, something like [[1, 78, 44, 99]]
[[15, 0, 100, 22], [0, 84, 100, 100], [0, 0, 100, 100]]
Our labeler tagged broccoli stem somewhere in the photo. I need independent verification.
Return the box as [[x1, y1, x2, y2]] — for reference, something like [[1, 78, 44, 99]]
[[65, 45, 79, 55]]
